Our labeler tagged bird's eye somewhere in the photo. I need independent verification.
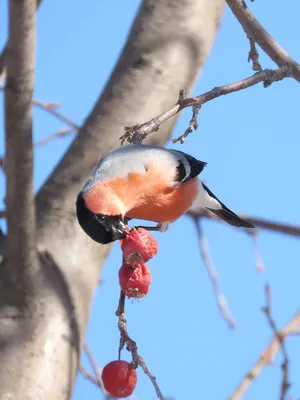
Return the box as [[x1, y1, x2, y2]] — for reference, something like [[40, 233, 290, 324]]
[[97, 214, 106, 222]]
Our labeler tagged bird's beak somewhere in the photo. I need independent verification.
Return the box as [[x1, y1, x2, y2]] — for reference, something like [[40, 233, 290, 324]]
[[111, 219, 128, 240]]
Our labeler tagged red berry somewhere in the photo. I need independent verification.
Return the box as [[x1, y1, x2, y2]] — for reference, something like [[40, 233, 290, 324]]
[[101, 360, 137, 398], [119, 262, 151, 298], [121, 228, 158, 264]]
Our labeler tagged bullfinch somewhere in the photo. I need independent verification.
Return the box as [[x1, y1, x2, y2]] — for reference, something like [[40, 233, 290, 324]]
[[76, 144, 254, 244]]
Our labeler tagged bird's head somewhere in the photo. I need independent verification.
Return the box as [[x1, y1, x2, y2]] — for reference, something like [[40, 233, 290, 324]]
[[76, 194, 128, 244]]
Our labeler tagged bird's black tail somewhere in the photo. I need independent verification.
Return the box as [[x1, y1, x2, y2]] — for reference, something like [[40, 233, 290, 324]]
[[206, 207, 254, 228], [201, 182, 255, 229]]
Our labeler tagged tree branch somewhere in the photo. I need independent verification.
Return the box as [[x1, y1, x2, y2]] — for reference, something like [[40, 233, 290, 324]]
[[193, 218, 236, 329], [83, 344, 117, 399], [33, 99, 80, 130], [248, 231, 265, 272], [79, 363, 115, 399], [79, 365, 101, 389], [83, 344, 104, 390], [247, 35, 262, 71], [187, 208, 300, 238], [34, 128, 75, 148], [0, 0, 42, 84], [262, 285, 291, 400], [229, 302, 300, 400], [120, 66, 291, 145], [0, 87, 80, 131], [4, 0, 37, 275], [225, 0, 300, 80]]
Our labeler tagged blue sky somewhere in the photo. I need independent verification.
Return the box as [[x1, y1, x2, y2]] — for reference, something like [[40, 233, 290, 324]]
[[1, 1, 300, 399]]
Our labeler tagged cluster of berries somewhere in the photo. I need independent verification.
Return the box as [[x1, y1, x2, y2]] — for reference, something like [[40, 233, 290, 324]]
[[101, 228, 158, 398], [119, 227, 158, 298]]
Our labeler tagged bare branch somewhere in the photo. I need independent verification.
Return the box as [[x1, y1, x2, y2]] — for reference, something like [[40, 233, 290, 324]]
[[262, 285, 291, 400], [120, 66, 291, 145], [240, 216, 300, 237], [83, 344, 103, 389], [193, 218, 236, 329], [79, 365, 101, 388], [33, 99, 79, 130], [225, 0, 300, 81], [172, 104, 200, 144], [187, 208, 300, 238], [0, 86, 80, 131], [0, 128, 75, 175], [34, 128, 75, 148], [0, 0, 43, 84], [1, 87, 77, 170], [248, 231, 265, 272], [83, 346, 119, 399], [229, 309, 300, 399], [247, 35, 262, 71], [116, 290, 165, 400], [5, 0, 37, 274]]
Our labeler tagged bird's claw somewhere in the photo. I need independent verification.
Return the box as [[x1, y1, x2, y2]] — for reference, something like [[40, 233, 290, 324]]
[[156, 222, 169, 232], [133, 222, 170, 233]]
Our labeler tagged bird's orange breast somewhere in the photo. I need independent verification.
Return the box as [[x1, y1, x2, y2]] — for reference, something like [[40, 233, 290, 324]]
[[126, 177, 199, 222], [83, 162, 199, 222]]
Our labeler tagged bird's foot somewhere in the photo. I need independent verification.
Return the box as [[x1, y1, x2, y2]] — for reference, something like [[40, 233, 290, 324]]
[[157, 222, 169, 232], [133, 222, 169, 233]]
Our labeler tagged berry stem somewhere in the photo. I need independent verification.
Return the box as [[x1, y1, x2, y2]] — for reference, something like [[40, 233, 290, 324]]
[[118, 337, 125, 360], [115, 288, 165, 400]]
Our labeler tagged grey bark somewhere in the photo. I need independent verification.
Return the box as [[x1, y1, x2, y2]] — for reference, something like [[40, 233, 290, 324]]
[[0, 0, 43, 84], [5, 0, 37, 278], [0, 0, 224, 399]]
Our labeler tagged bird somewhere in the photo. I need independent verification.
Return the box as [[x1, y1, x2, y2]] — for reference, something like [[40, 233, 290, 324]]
[[76, 144, 254, 244]]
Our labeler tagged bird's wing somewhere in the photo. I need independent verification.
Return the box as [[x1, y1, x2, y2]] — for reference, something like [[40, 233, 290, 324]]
[[200, 183, 254, 228], [171, 149, 207, 185]]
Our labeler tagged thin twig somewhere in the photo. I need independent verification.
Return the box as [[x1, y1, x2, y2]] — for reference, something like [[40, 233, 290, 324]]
[[79, 365, 101, 388], [83, 344, 103, 389], [120, 66, 291, 145], [229, 310, 300, 400], [0, 129, 75, 175], [226, 0, 300, 81], [262, 285, 291, 400], [0, 86, 78, 172], [0, 86, 79, 131], [33, 99, 79, 130], [115, 290, 165, 400], [171, 89, 200, 144], [247, 35, 262, 71], [193, 218, 236, 329], [34, 128, 75, 148], [80, 363, 114, 399], [248, 231, 265, 272], [172, 104, 200, 144]]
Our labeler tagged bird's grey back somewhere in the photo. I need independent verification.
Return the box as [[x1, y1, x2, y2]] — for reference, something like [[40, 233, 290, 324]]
[[80, 144, 190, 194]]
